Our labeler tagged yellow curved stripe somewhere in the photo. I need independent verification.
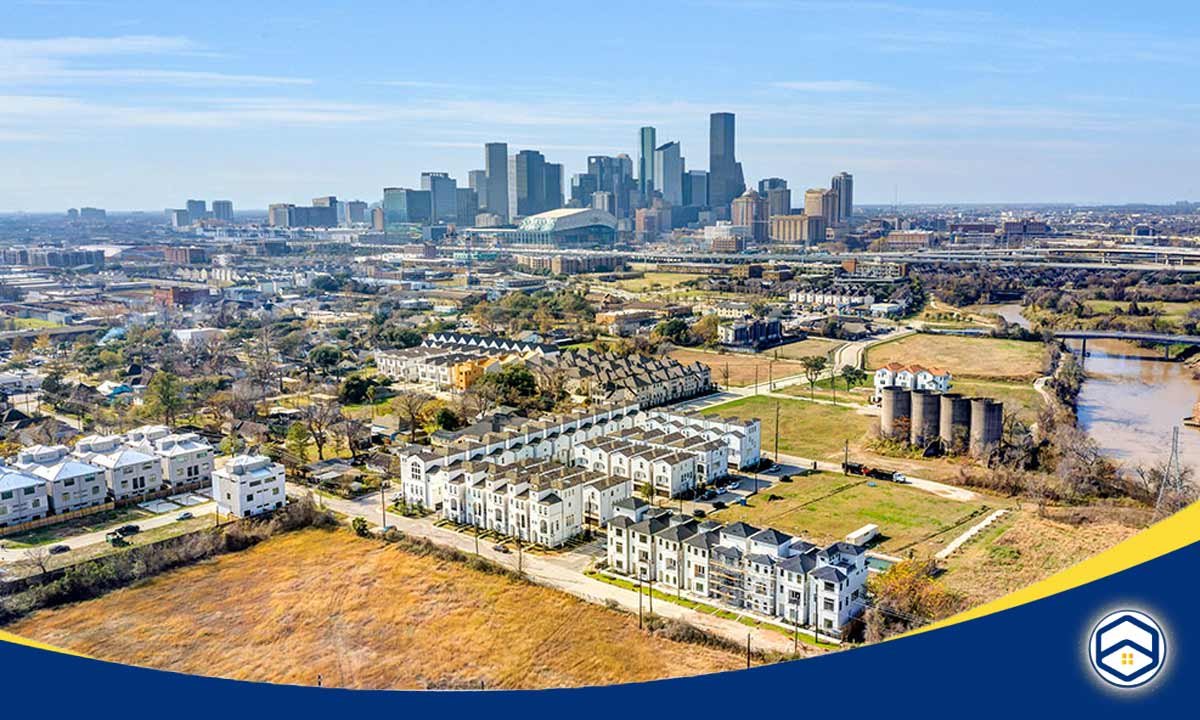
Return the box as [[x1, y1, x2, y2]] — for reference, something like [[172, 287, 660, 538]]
[[908, 500, 1200, 637], [0, 629, 85, 656]]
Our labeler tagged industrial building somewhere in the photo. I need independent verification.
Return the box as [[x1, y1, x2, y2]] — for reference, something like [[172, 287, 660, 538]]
[[879, 386, 1003, 458]]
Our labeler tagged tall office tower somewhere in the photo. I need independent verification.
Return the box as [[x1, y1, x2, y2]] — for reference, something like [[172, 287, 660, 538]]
[[468, 170, 487, 208], [420, 172, 457, 223], [766, 187, 791, 217], [685, 170, 709, 208], [804, 188, 838, 226], [543, 162, 564, 211], [758, 177, 787, 194], [731, 189, 769, 242], [186, 199, 207, 222], [653, 141, 684, 206], [570, 173, 598, 207], [455, 188, 479, 226], [831, 172, 854, 224], [508, 149, 546, 220], [484, 142, 509, 222], [169, 209, 190, 228], [638, 126, 657, 196], [344, 200, 368, 224], [383, 187, 432, 230], [211, 200, 233, 221], [708, 112, 745, 212]]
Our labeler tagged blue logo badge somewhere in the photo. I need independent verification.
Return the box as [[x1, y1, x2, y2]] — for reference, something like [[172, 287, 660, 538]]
[[1088, 610, 1166, 688]]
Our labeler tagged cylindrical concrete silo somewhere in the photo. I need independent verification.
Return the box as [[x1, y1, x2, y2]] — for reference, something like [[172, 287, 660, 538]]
[[909, 390, 941, 448], [969, 398, 1004, 458], [880, 386, 911, 440], [938, 393, 972, 454]]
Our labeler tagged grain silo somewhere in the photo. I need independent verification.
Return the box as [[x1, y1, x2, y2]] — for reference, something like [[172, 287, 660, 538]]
[[938, 393, 972, 453], [969, 398, 1004, 457], [909, 389, 942, 448], [880, 386, 911, 439]]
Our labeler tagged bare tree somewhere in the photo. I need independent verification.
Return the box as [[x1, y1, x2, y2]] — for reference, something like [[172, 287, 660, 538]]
[[25, 545, 52, 575], [392, 392, 432, 443], [335, 411, 369, 462], [301, 399, 341, 461]]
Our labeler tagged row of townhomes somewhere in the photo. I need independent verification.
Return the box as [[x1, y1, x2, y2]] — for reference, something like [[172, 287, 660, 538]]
[[0, 425, 214, 527], [394, 403, 761, 546], [872, 362, 952, 401], [528, 348, 714, 407], [440, 458, 630, 547], [607, 499, 868, 634], [212, 454, 287, 518], [375, 332, 560, 392]]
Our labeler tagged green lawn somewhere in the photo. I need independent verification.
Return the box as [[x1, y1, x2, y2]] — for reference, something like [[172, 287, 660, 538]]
[[712, 471, 989, 554], [706, 396, 875, 461]]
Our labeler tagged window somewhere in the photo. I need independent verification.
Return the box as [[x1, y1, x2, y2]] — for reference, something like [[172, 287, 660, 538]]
[[823, 599, 834, 611], [0, 491, 11, 500]]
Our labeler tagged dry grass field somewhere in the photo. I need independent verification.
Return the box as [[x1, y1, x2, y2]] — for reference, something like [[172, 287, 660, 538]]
[[867, 333, 1045, 381], [670, 349, 806, 387], [7, 529, 744, 689], [939, 508, 1141, 606]]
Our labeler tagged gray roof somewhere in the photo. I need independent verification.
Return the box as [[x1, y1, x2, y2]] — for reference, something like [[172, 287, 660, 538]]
[[614, 496, 648, 511], [683, 530, 720, 551], [811, 565, 847, 583], [721, 521, 761, 540], [655, 521, 698, 543], [750, 528, 793, 546]]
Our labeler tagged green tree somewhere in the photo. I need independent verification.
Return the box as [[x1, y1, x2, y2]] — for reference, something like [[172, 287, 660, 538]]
[[285, 421, 312, 463], [308, 344, 343, 375], [800, 355, 828, 401], [145, 371, 184, 425], [840, 365, 867, 397]]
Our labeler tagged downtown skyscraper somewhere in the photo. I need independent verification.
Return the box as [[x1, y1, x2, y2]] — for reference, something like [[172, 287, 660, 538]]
[[484, 142, 509, 223], [638, 126, 657, 196], [708, 112, 745, 212], [831, 172, 854, 224]]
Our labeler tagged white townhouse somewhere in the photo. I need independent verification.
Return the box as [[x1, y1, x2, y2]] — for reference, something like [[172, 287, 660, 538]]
[[440, 459, 631, 547], [574, 437, 698, 499], [73, 434, 163, 501], [127, 426, 214, 489], [605, 510, 868, 635], [0, 464, 50, 527], [12, 445, 106, 513], [212, 454, 287, 518], [788, 288, 875, 309], [872, 363, 952, 401], [639, 410, 761, 470], [394, 402, 641, 511]]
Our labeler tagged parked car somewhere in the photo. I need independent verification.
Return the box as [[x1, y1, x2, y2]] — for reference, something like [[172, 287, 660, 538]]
[[712, 501, 727, 510], [116, 524, 141, 537], [692, 509, 707, 518], [492, 544, 511, 554], [48, 544, 70, 555], [892, 472, 909, 484], [176, 511, 194, 521], [729, 481, 741, 490]]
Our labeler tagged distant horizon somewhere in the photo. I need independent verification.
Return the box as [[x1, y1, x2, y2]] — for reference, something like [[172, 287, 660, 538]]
[[2, 0, 1198, 211]]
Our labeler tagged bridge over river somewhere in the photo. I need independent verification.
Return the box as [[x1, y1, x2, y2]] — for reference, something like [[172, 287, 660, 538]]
[[1054, 330, 1200, 357]]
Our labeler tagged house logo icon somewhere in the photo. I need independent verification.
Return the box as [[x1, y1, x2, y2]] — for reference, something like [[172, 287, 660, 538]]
[[1088, 610, 1166, 688]]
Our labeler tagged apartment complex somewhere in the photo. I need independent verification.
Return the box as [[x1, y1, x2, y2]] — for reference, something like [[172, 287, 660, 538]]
[[529, 348, 713, 408], [607, 502, 868, 633], [0, 464, 50, 527], [872, 363, 952, 400], [11, 445, 107, 513]]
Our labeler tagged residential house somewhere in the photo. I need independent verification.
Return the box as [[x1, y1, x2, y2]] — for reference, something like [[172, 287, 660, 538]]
[[212, 454, 287, 518]]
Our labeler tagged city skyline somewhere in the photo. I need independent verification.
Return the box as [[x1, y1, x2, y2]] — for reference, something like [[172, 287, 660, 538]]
[[1, 0, 1199, 211]]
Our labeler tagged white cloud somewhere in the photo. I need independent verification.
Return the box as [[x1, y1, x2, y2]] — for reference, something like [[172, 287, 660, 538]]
[[768, 80, 885, 93], [0, 34, 310, 87]]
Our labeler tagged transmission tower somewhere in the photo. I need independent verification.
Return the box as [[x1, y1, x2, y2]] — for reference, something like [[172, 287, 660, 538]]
[[1154, 426, 1186, 519]]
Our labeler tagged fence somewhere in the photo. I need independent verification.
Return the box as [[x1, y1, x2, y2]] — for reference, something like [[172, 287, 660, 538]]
[[0, 502, 115, 538]]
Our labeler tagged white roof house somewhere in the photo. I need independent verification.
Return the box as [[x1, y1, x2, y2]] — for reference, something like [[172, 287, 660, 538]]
[[127, 427, 214, 489], [0, 464, 49, 527], [14, 445, 107, 514], [74, 434, 163, 501], [212, 454, 286, 518]]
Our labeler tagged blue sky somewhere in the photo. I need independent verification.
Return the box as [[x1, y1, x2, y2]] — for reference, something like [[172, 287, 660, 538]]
[[1, 0, 1197, 212]]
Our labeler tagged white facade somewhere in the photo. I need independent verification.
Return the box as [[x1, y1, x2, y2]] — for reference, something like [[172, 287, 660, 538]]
[[127, 426, 214, 488], [12, 445, 107, 513], [0, 464, 49, 527], [638, 410, 761, 470], [74, 434, 163, 501], [212, 455, 287, 518], [606, 509, 868, 634], [872, 363, 952, 400]]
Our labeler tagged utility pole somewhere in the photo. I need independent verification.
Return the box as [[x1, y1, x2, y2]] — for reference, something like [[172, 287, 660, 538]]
[[474, 522, 480, 556], [379, 480, 387, 529], [746, 631, 751, 669], [843, 439, 849, 474], [774, 401, 780, 463], [1155, 426, 1186, 519], [637, 577, 643, 628]]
